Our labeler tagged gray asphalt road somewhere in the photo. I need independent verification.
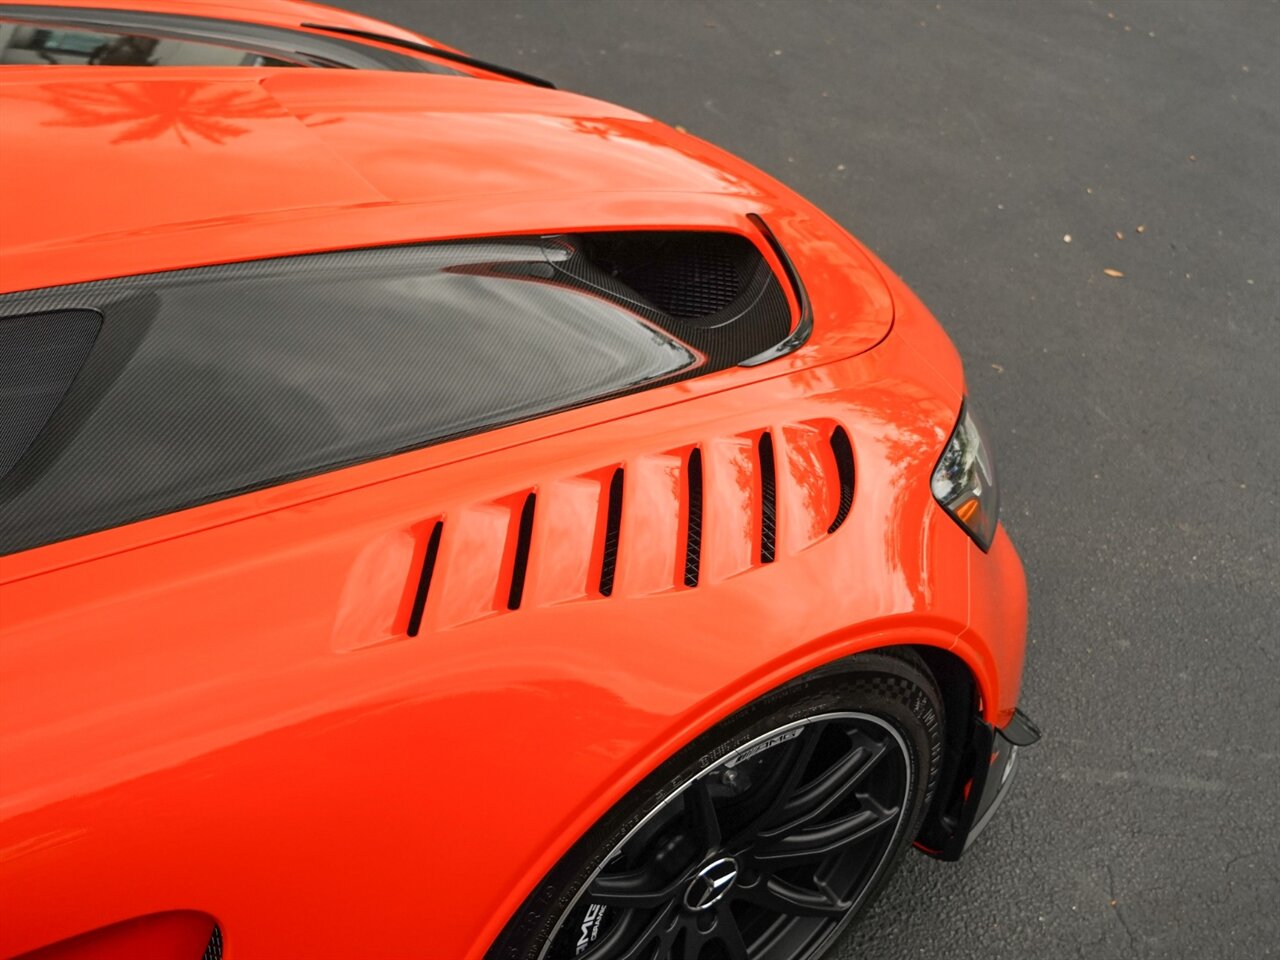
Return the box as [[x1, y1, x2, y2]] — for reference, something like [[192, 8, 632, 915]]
[[337, 2, 1279, 957]]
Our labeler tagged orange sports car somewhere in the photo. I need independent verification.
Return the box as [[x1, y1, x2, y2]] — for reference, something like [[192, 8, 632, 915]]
[[0, 2, 1039, 959]]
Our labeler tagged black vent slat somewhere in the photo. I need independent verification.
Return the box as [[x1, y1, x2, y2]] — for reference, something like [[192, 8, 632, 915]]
[[507, 494, 537, 610], [684, 448, 703, 587], [758, 432, 777, 563], [599, 468, 624, 596], [202, 924, 223, 960], [406, 520, 443, 637], [828, 427, 855, 534]]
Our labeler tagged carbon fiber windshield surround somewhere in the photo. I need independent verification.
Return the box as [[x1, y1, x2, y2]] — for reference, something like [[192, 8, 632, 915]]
[[0, 232, 795, 553]]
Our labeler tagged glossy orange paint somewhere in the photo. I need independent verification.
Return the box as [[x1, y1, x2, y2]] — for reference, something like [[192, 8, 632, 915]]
[[16, 913, 215, 960], [0, 3, 1028, 958]]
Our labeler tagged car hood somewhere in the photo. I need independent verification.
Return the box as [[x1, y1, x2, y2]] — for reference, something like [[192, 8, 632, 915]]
[[2, 68, 895, 368], [1, 70, 776, 290]]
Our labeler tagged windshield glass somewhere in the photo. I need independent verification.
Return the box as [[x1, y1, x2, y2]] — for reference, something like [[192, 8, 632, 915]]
[[0, 20, 311, 66], [0, 6, 464, 73]]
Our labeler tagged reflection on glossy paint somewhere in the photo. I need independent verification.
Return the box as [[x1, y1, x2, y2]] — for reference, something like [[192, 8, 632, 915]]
[[331, 527, 418, 653], [527, 475, 605, 605], [801, 366, 952, 611], [777, 421, 841, 554], [41, 80, 284, 145], [615, 451, 684, 595], [702, 435, 758, 582]]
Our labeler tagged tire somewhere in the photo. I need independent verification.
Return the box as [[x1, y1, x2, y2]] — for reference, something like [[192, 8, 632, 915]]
[[487, 650, 945, 960]]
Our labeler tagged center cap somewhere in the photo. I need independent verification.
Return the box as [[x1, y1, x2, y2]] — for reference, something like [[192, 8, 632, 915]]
[[684, 856, 739, 911]]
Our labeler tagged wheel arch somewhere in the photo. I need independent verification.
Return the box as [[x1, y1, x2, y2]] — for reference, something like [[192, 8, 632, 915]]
[[474, 628, 988, 957], [769, 640, 988, 857], [903, 645, 984, 855]]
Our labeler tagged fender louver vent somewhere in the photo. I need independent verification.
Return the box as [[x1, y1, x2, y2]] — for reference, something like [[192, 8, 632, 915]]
[[507, 494, 536, 610], [758, 431, 777, 563], [828, 426, 855, 534], [684, 447, 704, 587], [406, 520, 443, 637], [599, 467, 624, 597], [202, 926, 223, 960], [389, 421, 853, 636]]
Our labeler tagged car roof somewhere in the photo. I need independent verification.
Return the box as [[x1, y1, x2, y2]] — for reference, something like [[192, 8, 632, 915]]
[[0, 6, 778, 293]]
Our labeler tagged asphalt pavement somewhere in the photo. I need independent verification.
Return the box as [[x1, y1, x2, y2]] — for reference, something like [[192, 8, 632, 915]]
[[337, 2, 1279, 957]]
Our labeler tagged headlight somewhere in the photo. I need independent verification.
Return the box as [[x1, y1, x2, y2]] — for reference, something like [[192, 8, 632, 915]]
[[931, 401, 999, 550]]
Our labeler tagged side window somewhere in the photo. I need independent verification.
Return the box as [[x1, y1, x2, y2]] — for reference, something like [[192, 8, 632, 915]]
[[0, 234, 793, 554]]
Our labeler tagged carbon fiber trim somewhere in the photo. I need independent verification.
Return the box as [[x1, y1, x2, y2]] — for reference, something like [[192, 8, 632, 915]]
[[0, 232, 794, 554], [545, 231, 792, 370], [0, 309, 100, 479], [740, 215, 814, 367]]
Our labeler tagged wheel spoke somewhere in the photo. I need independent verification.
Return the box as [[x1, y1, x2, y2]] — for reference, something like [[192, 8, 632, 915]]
[[751, 805, 898, 867], [686, 776, 722, 853], [764, 732, 890, 837], [729, 722, 825, 845], [589, 866, 686, 910], [713, 904, 750, 960], [683, 905, 750, 960], [733, 874, 850, 918]]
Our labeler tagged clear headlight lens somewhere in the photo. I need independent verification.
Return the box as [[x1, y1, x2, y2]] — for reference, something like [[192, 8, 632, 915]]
[[931, 402, 999, 550]]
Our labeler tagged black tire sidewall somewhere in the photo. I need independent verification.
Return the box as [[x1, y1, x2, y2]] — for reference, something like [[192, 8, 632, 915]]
[[488, 651, 945, 960]]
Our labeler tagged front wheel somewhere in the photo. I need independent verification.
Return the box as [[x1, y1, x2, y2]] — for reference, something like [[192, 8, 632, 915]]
[[489, 651, 945, 960]]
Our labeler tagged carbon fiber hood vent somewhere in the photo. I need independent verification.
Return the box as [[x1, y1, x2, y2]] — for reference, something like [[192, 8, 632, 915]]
[[0, 225, 800, 554]]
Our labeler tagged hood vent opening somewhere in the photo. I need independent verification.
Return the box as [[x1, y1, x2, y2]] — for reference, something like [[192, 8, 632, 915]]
[[550, 230, 792, 370], [684, 447, 704, 587], [599, 467, 624, 597], [828, 426, 855, 534], [758, 431, 777, 563], [577, 232, 752, 320], [506, 493, 537, 611], [406, 520, 443, 637]]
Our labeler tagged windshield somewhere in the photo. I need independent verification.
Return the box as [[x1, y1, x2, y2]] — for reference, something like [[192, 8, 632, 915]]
[[0, 5, 465, 72]]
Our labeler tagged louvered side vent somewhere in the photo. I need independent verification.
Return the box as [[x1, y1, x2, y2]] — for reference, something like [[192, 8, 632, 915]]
[[406, 520, 443, 637], [828, 426, 855, 534], [599, 467, 624, 597], [684, 447, 703, 587], [758, 431, 777, 563], [385, 421, 852, 632]]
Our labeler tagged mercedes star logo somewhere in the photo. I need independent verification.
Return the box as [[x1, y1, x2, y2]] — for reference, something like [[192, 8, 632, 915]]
[[684, 856, 739, 911]]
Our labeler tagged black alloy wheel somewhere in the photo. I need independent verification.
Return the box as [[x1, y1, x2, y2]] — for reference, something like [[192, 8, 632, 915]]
[[551, 711, 910, 959], [488, 651, 945, 960]]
